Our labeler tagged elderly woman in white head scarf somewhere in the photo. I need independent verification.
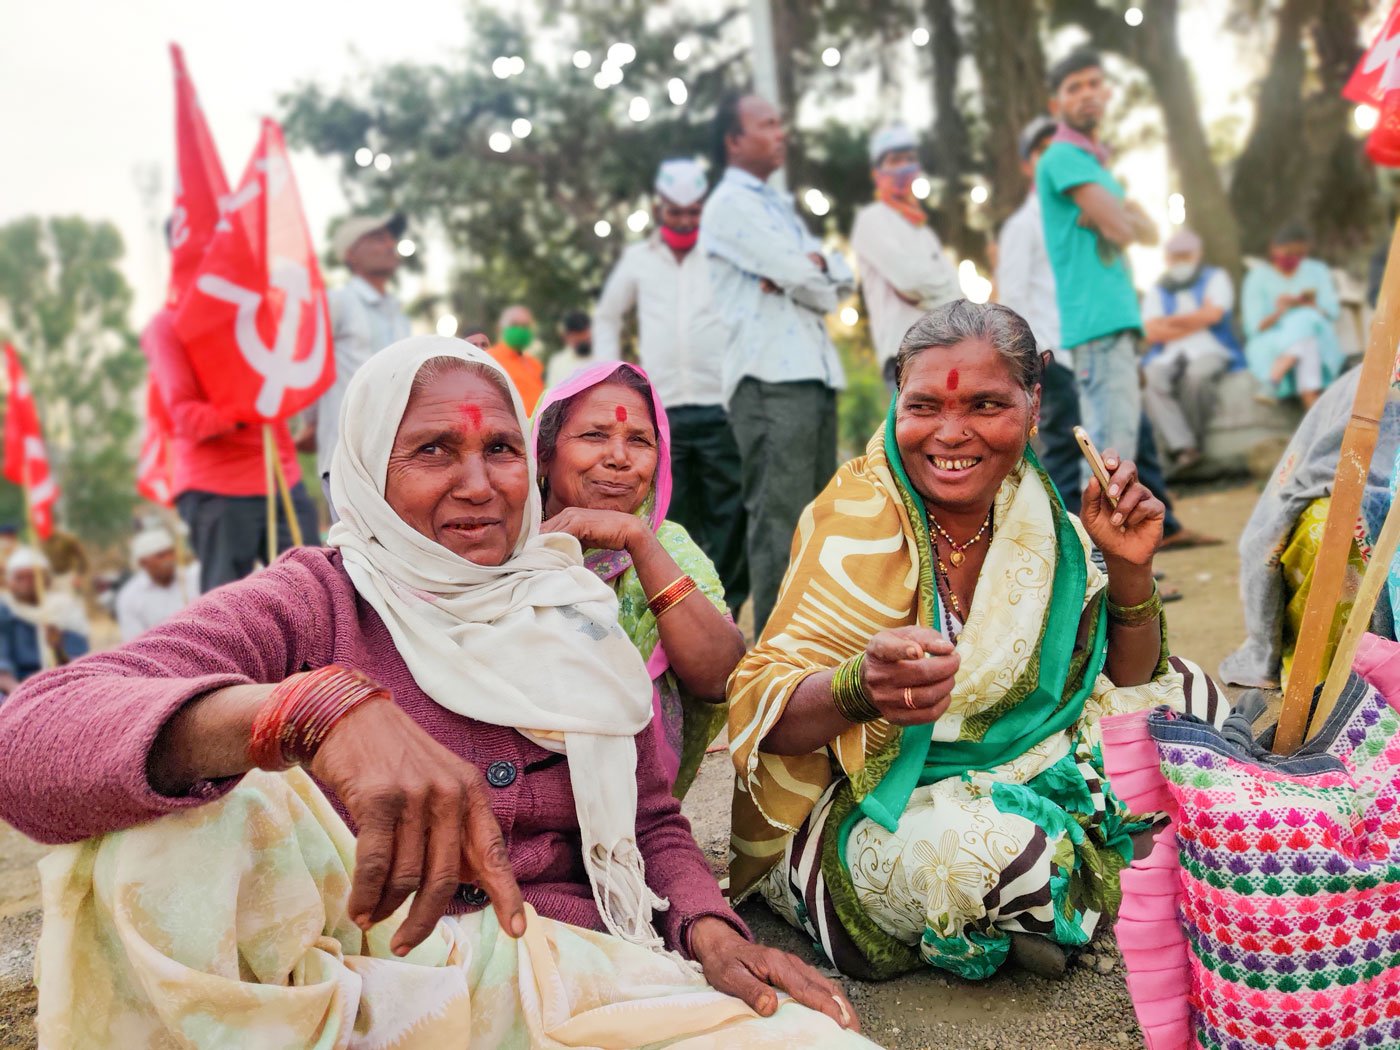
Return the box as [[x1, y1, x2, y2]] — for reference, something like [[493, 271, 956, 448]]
[[0, 338, 873, 1048], [0, 546, 88, 692]]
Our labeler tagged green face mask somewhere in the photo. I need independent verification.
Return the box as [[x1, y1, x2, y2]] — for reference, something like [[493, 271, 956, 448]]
[[502, 324, 534, 351]]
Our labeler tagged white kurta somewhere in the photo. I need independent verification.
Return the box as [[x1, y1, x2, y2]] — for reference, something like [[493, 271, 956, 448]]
[[115, 568, 195, 642], [850, 201, 962, 367]]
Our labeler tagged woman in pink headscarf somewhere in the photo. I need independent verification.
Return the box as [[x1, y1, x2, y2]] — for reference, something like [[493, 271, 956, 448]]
[[535, 362, 744, 797]]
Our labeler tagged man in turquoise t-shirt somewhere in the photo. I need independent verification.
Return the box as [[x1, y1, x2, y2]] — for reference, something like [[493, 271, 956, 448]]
[[1036, 48, 1159, 464]]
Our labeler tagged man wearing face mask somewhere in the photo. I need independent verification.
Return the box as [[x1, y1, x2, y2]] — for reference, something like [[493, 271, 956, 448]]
[[1140, 229, 1243, 473], [545, 309, 596, 388], [851, 124, 962, 390], [488, 303, 546, 414], [593, 159, 748, 613], [1241, 222, 1342, 410]]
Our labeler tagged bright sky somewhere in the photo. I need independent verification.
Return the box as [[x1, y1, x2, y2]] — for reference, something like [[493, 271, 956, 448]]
[[2, 0, 1257, 327]]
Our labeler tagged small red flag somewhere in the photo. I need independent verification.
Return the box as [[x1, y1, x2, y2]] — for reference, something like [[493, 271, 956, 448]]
[[1344, 2, 1400, 166], [173, 119, 334, 423], [167, 43, 231, 308], [2, 345, 58, 540], [136, 382, 175, 507]]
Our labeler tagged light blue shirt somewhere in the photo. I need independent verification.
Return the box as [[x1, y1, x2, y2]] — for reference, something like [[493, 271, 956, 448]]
[[700, 167, 852, 402]]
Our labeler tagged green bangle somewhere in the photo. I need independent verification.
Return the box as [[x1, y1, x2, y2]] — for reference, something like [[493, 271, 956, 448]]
[[831, 653, 880, 724], [1106, 583, 1163, 628]]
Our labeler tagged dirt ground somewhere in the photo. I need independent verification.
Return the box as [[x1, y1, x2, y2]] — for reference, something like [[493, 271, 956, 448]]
[[0, 481, 1263, 1048]]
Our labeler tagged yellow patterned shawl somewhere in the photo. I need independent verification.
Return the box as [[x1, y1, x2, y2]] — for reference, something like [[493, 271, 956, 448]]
[[727, 428, 1108, 898]]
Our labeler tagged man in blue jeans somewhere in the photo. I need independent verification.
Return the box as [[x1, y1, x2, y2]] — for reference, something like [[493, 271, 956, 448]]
[[1037, 48, 1158, 466]]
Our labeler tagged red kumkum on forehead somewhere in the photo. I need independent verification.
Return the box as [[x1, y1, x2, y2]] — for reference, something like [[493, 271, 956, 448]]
[[615, 405, 628, 422], [946, 369, 959, 391], [461, 403, 483, 429]]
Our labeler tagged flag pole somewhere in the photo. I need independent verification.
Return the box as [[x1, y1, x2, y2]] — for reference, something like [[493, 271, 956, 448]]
[[1274, 213, 1400, 753], [269, 438, 303, 548], [162, 439, 190, 602], [261, 424, 278, 567], [20, 457, 53, 670]]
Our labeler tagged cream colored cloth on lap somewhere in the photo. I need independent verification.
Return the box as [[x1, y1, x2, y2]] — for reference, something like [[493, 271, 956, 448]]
[[34, 768, 876, 1049]]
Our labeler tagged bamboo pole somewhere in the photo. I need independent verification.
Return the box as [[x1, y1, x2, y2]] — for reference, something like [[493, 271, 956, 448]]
[[269, 435, 303, 548], [162, 440, 191, 602], [1274, 214, 1400, 753], [20, 458, 52, 670], [262, 424, 278, 568], [1308, 488, 1400, 734]]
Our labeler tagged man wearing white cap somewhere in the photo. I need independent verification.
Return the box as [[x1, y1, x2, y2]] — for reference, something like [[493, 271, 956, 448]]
[[850, 124, 962, 387], [301, 213, 411, 492], [593, 158, 747, 611], [1141, 228, 1242, 472], [115, 527, 194, 642], [0, 548, 88, 693]]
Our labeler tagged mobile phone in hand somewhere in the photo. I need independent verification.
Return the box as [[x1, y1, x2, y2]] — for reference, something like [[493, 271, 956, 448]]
[[1072, 426, 1117, 508]]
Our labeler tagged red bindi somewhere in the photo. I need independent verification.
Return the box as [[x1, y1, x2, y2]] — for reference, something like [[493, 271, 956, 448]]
[[461, 404, 483, 429], [615, 405, 628, 422], [946, 369, 959, 391]]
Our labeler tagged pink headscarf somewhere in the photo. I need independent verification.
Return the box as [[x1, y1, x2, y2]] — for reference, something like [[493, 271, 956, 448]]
[[533, 362, 684, 780], [534, 361, 673, 582]]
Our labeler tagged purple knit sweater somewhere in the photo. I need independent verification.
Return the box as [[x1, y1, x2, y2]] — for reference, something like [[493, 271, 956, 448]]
[[0, 548, 746, 954]]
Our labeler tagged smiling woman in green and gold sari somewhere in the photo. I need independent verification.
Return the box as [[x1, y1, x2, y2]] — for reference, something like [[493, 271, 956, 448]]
[[728, 300, 1221, 982]]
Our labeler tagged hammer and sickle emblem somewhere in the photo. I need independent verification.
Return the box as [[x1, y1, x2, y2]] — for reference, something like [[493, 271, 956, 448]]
[[196, 257, 328, 418]]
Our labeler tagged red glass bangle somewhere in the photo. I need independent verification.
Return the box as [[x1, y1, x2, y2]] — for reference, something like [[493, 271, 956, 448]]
[[247, 666, 388, 771], [647, 574, 698, 620]]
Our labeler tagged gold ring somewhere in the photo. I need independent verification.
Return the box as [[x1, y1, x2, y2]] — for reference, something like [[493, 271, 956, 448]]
[[903, 686, 915, 710]]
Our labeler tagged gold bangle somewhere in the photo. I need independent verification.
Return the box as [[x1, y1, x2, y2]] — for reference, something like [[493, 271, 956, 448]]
[[1106, 583, 1163, 628]]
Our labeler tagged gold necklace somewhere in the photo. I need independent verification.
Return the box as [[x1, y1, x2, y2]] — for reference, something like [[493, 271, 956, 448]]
[[929, 508, 992, 568]]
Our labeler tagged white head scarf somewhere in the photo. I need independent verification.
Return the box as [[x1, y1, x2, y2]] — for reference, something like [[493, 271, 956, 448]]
[[327, 336, 667, 948]]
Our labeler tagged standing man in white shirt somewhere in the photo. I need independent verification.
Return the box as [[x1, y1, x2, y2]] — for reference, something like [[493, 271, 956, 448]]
[[1141, 229, 1241, 473], [593, 159, 747, 611], [701, 93, 853, 633], [115, 528, 193, 642], [850, 124, 961, 389], [302, 213, 411, 496]]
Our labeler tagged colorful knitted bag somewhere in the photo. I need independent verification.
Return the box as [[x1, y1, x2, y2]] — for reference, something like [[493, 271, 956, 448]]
[[1104, 634, 1400, 1050]]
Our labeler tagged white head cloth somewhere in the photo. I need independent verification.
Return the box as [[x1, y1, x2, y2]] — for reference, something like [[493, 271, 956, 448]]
[[327, 336, 666, 948], [654, 158, 708, 207], [1165, 228, 1203, 256], [869, 123, 918, 165], [131, 527, 175, 565], [6, 547, 48, 577]]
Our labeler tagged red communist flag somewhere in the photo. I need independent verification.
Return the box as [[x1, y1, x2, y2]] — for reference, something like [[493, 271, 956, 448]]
[[167, 43, 231, 308], [2, 345, 58, 540], [1344, 1, 1400, 166], [136, 382, 175, 507], [173, 119, 333, 423]]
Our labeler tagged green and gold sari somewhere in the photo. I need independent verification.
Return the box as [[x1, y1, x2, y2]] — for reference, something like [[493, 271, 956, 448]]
[[727, 407, 1190, 980]]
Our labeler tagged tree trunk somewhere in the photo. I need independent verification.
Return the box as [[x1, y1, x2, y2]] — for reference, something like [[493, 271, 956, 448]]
[[1229, 0, 1314, 258], [1051, 0, 1242, 278], [968, 0, 1049, 230], [925, 0, 981, 263]]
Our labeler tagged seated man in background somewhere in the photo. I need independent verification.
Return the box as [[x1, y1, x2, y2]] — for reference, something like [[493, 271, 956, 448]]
[[116, 527, 194, 642], [0, 548, 88, 693], [1242, 222, 1342, 409], [1140, 229, 1243, 473]]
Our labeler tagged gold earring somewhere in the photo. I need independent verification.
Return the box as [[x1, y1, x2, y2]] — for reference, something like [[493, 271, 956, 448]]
[[1030, 424, 1039, 438]]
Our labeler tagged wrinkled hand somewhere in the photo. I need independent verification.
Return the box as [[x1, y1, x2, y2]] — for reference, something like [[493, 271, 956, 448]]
[[690, 917, 860, 1032], [309, 698, 526, 956], [541, 507, 644, 555], [861, 626, 959, 725], [1079, 449, 1164, 569]]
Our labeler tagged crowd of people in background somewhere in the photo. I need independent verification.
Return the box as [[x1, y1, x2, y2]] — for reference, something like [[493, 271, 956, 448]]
[[3, 32, 1398, 1047]]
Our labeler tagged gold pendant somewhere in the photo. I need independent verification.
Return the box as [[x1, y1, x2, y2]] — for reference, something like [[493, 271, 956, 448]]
[[950, 550, 965, 567]]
